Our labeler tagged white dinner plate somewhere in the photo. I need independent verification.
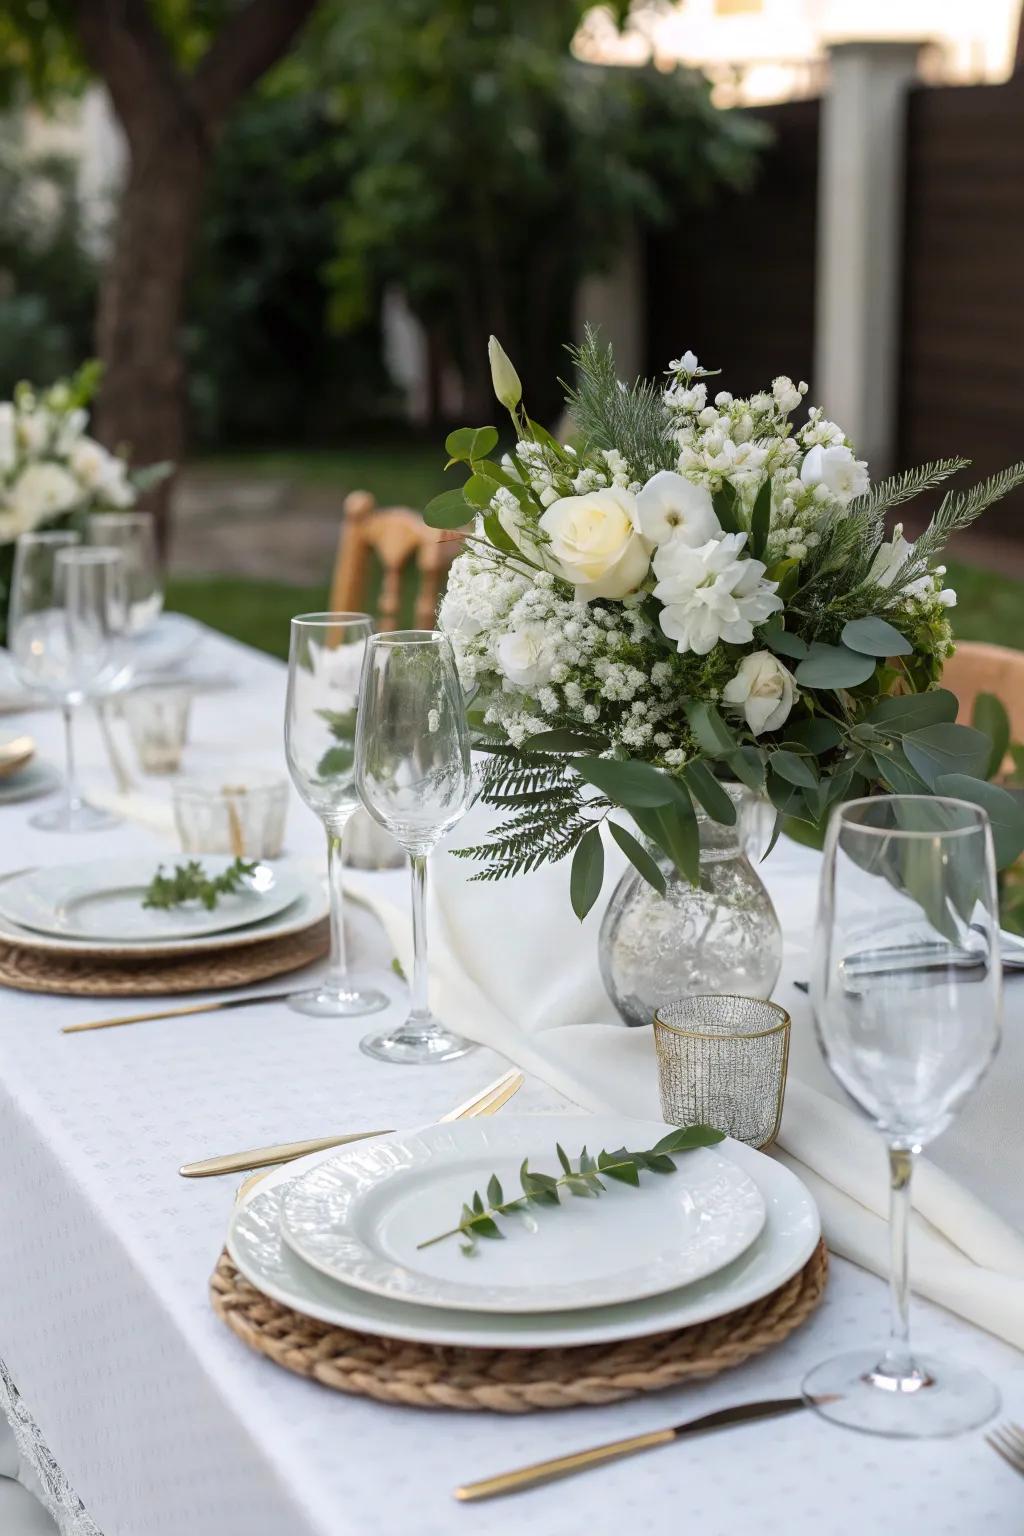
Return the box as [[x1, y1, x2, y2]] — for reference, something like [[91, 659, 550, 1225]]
[[0, 760, 62, 805], [278, 1116, 766, 1313], [0, 856, 304, 942], [229, 1121, 819, 1348], [131, 612, 204, 675]]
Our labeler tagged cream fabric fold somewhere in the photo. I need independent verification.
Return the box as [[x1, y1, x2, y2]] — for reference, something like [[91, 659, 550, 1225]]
[[345, 812, 1024, 1352]]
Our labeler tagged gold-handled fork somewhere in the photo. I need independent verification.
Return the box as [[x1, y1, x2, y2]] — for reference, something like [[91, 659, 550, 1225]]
[[178, 1067, 524, 1179], [987, 1421, 1024, 1477]]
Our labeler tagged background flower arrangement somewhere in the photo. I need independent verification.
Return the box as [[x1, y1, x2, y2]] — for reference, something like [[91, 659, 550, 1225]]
[[428, 331, 1024, 918], [0, 362, 168, 642]]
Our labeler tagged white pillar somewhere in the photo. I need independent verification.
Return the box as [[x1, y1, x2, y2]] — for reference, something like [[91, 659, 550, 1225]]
[[814, 41, 924, 475]]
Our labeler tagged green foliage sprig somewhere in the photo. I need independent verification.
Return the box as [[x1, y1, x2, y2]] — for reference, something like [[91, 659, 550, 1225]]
[[142, 858, 258, 912], [417, 1125, 726, 1255]]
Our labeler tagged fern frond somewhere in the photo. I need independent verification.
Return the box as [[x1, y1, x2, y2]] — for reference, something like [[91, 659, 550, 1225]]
[[563, 327, 675, 479], [453, 808, 591, 881]]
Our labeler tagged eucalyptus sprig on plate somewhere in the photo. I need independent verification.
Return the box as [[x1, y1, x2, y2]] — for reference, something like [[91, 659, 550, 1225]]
[[417, 1124, 726, 1256]]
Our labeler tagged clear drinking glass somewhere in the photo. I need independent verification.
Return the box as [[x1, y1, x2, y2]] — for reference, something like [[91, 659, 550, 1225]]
[[87, 511, 163, 634], [8, 536, 131, 832], [355, 629, 473, 1063], [804, 795, 1002, 1437], [284, 613, 388, 1018]]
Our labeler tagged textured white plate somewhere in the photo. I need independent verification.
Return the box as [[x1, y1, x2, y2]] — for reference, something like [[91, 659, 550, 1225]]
[[278, 1117, 766, 1313], [228, 1121, 819, 1348], [0, 864, 327, 957], [0, 760, 61, 805], [0, 857, 303, 942]]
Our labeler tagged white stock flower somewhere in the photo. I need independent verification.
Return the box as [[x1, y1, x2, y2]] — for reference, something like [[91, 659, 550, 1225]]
[[635, 470, 721, 547], [800, 443, 869, 505], [496, 622, 557, 690], [653, 534, 782, 655], [15, 411, 50, 455], [671, 350, 699, 374], [0, 404, 15, 472], [722, 651, 797, 736], [867, 525, 914, 588], [6, 462, 80, 531], [772, 377, 803, 413], [539, 486, 651, 601]]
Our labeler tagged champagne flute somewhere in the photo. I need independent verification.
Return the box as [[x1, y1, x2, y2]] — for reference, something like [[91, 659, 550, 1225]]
[[8, 536, 131, 831], [87, 511, 163, 634], [804, 795, 1002, 1437], [355, 630, 473, 1064], [284, 613, 388, 1018]]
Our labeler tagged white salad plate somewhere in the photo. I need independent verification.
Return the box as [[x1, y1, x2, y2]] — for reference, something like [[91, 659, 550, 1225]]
[[0, 760, 62, 805], [0, 856, 304, 943], [130, 612, 204, 675], [278, 1116, 766, 1313], [229, 1119, 819, 1348]]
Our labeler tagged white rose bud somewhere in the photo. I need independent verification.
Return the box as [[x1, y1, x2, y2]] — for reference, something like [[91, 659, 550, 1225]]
[[488, 335, 522, 411], [722, 651, 797, 736]]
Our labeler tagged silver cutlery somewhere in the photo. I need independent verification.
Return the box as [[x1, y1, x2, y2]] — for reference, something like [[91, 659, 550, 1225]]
[[454, 1396, 809, 1502], [178, 1066, 523, 1179], [987, 1420, 1024, 1477]]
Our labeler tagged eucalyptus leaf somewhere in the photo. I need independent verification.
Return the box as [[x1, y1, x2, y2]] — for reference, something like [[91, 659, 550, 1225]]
[[868, 689, 958, 733], [972, 692, 1011, 780], [609, 821, 667, 895], [423, 488, 473, 529], [934, 773, 1024, 868], [872, 747, 929, 795], [796, 642, 878, 690], [770, 749, 818, 789], [523, 728, 609, 753], [841, 616, 913, 657], [482, 511, 519, 555], [783, 718, 842, 755], [462, 472, 502, 510], [761, 619, 808, 661], [683, 760, 738, 824], [903, 723, 992, 787], [725, 745, 767, 794], [684, 700, 736, 757], [570, 826, 605, 921], [575, 757, 677, 807], [632, 789, 699, 884]]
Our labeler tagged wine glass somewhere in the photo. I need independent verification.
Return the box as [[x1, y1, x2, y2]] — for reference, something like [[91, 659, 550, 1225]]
[[284, 613, 388, 1018], [355, 629, 474, 1064], [87, 511, 163, 634], [8, 536, 132, 832], [804, 795, 1002, 1437]]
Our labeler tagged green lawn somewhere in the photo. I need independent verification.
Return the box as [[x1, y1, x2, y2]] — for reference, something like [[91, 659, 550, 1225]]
[[198, 445, 447, 509], [167, 556, 1024, 662]]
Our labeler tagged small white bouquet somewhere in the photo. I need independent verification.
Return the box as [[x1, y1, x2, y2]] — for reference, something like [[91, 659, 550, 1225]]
[[0, 362, 168, 640], [427, 332, 1024, 916]]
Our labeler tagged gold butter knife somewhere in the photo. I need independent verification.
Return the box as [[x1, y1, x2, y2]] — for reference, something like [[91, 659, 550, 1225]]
[[454, 1397, 808, 1502], [63, 990, 296, 1034], [178, 1067, 523, 1179]]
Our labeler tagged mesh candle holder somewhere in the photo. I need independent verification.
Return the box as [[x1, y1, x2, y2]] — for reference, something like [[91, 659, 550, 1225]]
[[654, 995, 790, 1149]]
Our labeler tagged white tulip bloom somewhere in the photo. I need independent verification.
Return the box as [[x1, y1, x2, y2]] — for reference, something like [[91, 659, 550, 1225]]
[[496, 622, 555, 689], [653, 533, 782, 655], [800, 443, 869, 505], [722, 650, 797, 736], [635, 470, 721, 547], [539, 486, 651, 602]]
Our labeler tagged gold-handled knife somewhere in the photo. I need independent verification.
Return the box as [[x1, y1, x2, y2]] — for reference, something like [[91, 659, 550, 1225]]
[[63, 990, 296, 1034], [454, 1397, 808, 1502], [178, 1067, 523, 1179]]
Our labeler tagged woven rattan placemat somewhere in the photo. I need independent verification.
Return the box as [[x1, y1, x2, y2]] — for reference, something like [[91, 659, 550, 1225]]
[[210, 1237, 828, 1413], [0, 919, 329, 997]]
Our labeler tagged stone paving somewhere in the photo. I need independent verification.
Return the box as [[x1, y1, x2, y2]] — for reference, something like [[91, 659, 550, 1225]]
[[169, 468, 346, 586]]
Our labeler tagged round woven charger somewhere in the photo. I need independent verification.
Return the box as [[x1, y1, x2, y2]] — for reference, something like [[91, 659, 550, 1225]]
[[210, 1238, 828, 1413], [0, 919, 329, 997]]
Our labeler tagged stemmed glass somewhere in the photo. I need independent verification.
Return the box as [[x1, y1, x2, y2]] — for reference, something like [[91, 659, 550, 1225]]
[[8, 534, 132, 831], [87, 511, 163, 634], [355, 629, 474, 1064], [804, 795, 1002, 1437], [284, 613, 388, 1018]]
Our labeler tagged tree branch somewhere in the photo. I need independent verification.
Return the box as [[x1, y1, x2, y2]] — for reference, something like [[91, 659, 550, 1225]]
[[191, 0, 320, 131], [68, 0, 191, 145]]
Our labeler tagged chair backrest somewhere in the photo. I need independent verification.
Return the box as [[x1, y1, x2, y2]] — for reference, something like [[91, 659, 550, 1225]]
[[943, 640, 1024, 767], [329, 490, 463, 631]]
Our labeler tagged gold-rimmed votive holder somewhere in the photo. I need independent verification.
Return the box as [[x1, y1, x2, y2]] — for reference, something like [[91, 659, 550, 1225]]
[[654, 995, 790, 1149]]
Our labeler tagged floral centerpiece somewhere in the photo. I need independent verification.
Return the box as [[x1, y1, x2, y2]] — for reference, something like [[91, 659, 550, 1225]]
[[0, 363, 166, 641], [427, 331, 1024, 918]]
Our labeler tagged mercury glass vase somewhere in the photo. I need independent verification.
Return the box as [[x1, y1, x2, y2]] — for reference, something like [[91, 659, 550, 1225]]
[[598, 785, 783, 1028]]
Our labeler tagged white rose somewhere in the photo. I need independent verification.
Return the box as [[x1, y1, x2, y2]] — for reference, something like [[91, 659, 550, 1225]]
[[800, 443, 869, 504], [70, 437, 115, 490], [722, 651, 797, 736], [538, 486, 651, 602], [0, 404, 15, 473], [496, 622, 555, 689], [635, 470, 722, 547], [6, 462, 80, 531]]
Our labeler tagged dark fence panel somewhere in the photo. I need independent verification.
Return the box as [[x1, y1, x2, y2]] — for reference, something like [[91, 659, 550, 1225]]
[[901, 77, 1024, 534], [644, 98, 819, 394]]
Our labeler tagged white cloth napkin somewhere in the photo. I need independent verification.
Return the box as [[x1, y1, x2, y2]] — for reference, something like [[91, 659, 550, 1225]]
[[346, 802, 1024, 1351]]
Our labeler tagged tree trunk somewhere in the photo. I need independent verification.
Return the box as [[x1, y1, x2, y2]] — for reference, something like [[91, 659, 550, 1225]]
[[93, 138, 207, 541]]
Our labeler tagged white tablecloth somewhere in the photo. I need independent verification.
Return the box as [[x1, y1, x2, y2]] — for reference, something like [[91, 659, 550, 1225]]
[[0, 627, 1021, 1536]]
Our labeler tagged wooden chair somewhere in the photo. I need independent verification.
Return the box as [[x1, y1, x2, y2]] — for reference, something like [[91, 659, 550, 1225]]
[[942, 640, 1024, 768], [329, 490, 463, 631]]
